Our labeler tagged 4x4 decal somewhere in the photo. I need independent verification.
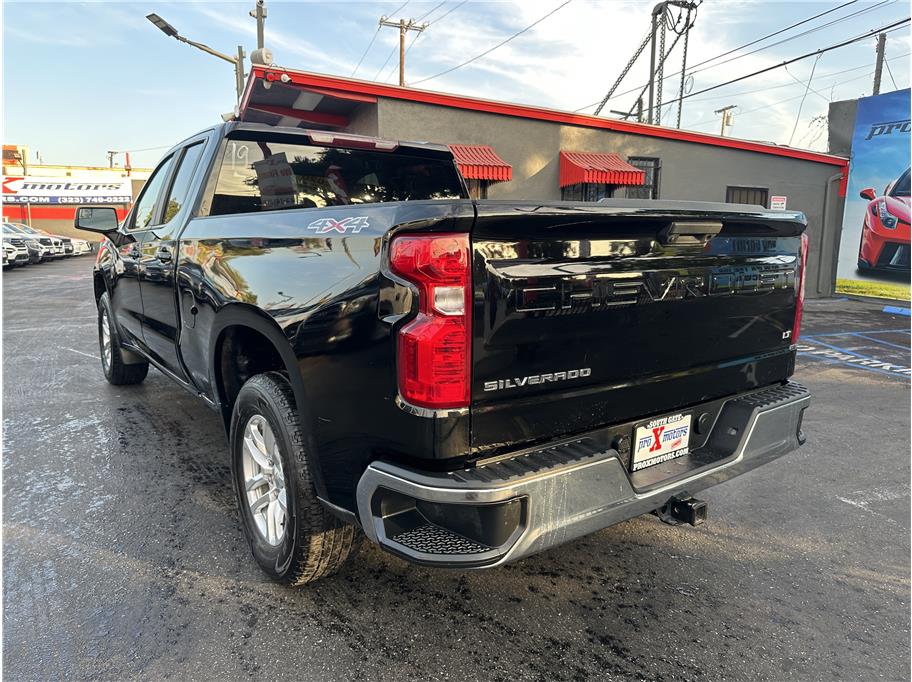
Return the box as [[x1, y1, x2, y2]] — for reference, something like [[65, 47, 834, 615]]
[[306, 216, 371, 234]]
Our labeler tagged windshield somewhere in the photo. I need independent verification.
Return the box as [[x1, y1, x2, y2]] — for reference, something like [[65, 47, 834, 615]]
[[889, 168, 911, 197], [211, 137, 466, 216]]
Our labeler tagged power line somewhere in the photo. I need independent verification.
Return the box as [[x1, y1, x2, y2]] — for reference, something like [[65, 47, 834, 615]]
[[682, 55, 908, 104], [684, 49, 909, 130], [683, 0, 859, 72], [574, 0, 895, 112], [884, 55, 899, 89], [352, 1, 410, 76], [784, 63, 831, 102], [385, 30, 422, 82], [682, 68, 877, 129], [352, 27, 381, 76], [682, 0, 896, 81], [427, 0, 468, 25], [411, 0, 573, 85], [383, 0, 468, 82], [789, 54, 821, 145], [674, 19, 909, 104], [416, 0, 447, 22]]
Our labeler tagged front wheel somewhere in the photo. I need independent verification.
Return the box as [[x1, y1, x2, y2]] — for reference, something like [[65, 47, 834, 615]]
[[98, 292, 148, 385], [230, 372, 361, 585]]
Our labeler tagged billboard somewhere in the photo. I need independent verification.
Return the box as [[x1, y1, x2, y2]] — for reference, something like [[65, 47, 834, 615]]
[[1, 176, 133, 205], [836, 88, 910, 300]]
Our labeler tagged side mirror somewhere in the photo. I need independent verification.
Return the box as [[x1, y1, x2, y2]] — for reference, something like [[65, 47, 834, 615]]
[[75, 206, 119, 234], [859, 188, 877, 201]]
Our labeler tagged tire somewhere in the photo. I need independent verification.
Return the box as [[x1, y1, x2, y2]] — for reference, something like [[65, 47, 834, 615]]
[[230, 372, 361, 585], [97, 292, 149, 385]]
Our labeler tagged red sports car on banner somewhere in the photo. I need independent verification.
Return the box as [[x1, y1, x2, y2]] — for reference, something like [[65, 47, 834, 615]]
[[858, 167, 910, 272]]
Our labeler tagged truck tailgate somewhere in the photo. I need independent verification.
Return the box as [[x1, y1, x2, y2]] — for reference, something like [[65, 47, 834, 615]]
[[470, 200, 806, 455]]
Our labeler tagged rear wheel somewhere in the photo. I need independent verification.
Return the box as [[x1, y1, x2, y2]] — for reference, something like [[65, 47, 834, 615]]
[[98, 292, 148, 385], [230, 372, 360, 585]]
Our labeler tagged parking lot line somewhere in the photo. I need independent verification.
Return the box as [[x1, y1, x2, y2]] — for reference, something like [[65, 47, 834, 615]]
[[850, 332, 911, 351], [806, 328, 910, 337]]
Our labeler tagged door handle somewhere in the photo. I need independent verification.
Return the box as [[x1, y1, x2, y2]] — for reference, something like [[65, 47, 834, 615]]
[[156, 246, 173, 263]]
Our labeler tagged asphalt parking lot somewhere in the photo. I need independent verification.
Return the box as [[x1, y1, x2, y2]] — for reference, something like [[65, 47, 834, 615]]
[[3, 257, 910, 681]]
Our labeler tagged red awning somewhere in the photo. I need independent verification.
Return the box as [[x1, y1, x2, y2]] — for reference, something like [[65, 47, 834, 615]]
[[448, 144, 512, 183], [559, 151, 645, 188]]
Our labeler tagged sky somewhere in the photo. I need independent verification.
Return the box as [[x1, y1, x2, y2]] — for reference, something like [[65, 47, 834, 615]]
[[3, 0, 910, 169]]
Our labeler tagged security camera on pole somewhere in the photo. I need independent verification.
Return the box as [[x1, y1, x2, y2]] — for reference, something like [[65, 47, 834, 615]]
[[249, 0, 273, 67]]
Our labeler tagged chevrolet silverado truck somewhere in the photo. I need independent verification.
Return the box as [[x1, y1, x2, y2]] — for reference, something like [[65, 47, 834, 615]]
[[75, 122, 811, 585]]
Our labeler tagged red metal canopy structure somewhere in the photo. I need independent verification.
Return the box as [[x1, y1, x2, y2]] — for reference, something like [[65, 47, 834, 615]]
[[448, 144, 512, 183], [559, 151, 645, 188]]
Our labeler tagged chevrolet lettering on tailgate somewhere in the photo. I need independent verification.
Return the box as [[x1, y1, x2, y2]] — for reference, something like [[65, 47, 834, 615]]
[[514, 265, 797, 314]]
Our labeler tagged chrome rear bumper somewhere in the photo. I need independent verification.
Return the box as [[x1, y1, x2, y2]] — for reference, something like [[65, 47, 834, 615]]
[[357, 382, 810, 567]]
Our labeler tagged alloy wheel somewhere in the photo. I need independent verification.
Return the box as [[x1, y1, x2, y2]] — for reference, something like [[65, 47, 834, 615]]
[[241, 414, 288, 546]]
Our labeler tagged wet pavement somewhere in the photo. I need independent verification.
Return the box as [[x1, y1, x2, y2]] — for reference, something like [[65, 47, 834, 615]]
[[3, 257, 910, 681]]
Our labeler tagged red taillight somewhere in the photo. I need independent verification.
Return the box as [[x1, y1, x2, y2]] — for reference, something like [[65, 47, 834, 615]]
[[793, 232, 809, 342], [389, 233, 471, 409]]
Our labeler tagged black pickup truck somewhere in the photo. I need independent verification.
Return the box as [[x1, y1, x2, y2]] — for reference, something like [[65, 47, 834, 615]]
[[76, 122, 810, 584]]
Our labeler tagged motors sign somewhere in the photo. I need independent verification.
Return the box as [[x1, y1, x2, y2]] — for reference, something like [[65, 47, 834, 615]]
[[1, 176, 133, 205]]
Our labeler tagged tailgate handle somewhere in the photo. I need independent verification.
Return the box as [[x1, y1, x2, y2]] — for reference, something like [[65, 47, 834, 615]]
[[660, 220, 722, 246]]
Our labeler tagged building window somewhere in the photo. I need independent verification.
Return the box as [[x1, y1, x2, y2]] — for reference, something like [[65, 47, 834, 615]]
[[465, 178, 489, 199], [626, 157, 661, 199], [726, 185, 769, 207], [561, 183, 614, 202]]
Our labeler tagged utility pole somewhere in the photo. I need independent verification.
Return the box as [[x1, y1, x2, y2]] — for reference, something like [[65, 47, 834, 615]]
[[250, 0, 267, 50], [715, 105, 736, 136], [379, 16, 428, 86], [873, 32, 886, 95]]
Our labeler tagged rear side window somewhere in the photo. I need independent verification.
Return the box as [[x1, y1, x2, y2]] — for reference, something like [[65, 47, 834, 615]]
[[210, 138, 464, 216]]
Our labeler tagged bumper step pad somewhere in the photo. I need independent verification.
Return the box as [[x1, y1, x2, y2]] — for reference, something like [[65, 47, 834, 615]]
[[392, 525, 491, 555], [358, 381, 810, 568]]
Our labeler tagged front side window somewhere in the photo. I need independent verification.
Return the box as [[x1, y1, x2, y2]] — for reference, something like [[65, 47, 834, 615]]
[[626, 157, 660, 199], [211, 137, 465, 216], [161, 142, 205, 226], [131, 154, 175, 230]]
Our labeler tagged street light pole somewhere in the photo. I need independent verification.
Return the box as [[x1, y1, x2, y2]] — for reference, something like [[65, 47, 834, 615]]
[[146, 13, 246, 102]]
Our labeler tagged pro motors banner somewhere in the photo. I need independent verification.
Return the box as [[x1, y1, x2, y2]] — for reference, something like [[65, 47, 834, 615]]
[[1, 176, 133, 205], [836, 88, 910, 300]]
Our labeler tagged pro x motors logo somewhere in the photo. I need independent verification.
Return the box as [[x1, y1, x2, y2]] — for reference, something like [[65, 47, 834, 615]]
[[306, 216, 370, 234]]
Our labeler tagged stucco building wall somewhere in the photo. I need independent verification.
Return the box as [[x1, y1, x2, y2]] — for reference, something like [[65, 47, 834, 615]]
[[371, 97, 846, 297]]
